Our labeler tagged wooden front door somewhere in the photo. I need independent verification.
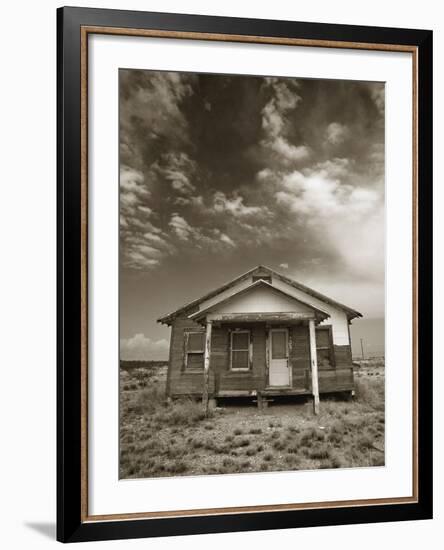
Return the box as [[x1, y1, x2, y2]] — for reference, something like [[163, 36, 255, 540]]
[[269, 328, 290, 387]]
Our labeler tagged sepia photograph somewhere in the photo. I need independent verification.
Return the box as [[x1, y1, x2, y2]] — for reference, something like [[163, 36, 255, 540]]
[[119, 69, 385, 480]]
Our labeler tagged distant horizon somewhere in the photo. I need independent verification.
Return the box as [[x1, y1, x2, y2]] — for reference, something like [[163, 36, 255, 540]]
[[119, 314, 385, 362]]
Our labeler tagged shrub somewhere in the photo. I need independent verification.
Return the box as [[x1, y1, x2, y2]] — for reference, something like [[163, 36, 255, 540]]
[[214, 444, 229, 454], [328, 432, 342, 445], [273, 439, 287, 451], [288, 425, 300, 434], [167, 460, 188, 474], [161, 399, 211, 427], [269, 420, 282, 428], [372, 455, 385, 467], [134, 385, 165, 415], [357, 435, 374, 451], [233, 428, 243, 436], [308, 445, 331, 460], [249, 428, 262, 435], [330, 420, 345, 435], [285, 454, 301, 467], [330, 455, 344, 468], [354, 379, 385, 411], [300, 427, 324, 446]]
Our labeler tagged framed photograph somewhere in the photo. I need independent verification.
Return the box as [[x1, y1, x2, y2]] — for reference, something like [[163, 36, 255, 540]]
[[57, 6, 433, 543]]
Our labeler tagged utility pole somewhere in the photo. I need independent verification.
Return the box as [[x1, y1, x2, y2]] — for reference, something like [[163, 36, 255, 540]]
[[360, 338, 365, 360]]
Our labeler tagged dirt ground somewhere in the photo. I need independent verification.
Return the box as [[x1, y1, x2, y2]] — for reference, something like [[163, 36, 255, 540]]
[[120, 362, 385, 479]]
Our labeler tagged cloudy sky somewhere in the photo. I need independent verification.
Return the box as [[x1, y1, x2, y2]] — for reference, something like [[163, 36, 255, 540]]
[[119, 69, 385, 360]]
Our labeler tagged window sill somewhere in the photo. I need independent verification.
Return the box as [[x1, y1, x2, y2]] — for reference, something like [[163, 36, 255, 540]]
[[226, 370, 252, 375], [182, 369, 204, 374]]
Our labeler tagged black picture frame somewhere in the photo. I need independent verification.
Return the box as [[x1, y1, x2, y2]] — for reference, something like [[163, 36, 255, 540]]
[[57, 6, 433, 543]]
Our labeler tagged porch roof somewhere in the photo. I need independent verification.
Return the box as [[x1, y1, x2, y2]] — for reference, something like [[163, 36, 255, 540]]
[[193, 311, 326, 324]]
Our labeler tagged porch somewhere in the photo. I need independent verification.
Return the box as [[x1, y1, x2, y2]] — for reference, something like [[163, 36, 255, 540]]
[[191, 312, 324, 415]]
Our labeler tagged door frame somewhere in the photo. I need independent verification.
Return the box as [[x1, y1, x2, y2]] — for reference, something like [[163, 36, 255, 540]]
[[268, 327, 292, 387]]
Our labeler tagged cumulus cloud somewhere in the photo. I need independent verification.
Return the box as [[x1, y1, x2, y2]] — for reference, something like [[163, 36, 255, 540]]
[[120, 71, 195, 169], [271, 158, 383, 280], [279, 263, 289, 269], [220, 233, 236, 247], [137, 205, 152, 216], [169, 214, 195, 241], [120, 333, 169, 361], [175, 195, 204, 207], [325, 122, 349, 145], [261, 78, 309, 165], [277, 167, 379, 219], [154, 152, 197, 195], [168, 214, 239, 252], [269, 137, 310, 163], [120, 165, 150, 198], [120, 165, 169, 270], [213, 192, 268, 218], [313, 157, 351, 178]]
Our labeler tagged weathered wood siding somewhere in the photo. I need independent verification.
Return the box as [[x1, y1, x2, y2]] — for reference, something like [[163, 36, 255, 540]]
[[167, 316, 354, 397], [168, 318, 267, 397], [167, 313, 209, 398], [288, 325, 311, 391], [212, 323, 267, 394], [315, 343, 354, 393]]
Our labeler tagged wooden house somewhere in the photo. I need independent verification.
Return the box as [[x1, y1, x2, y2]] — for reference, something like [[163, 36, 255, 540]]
[[158, 266, 362, 413]]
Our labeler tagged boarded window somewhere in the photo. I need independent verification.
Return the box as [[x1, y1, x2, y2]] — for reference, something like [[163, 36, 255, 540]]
[[184, 331, 205, 370], [316, 327, 334, 368], [231, 330, 250, 370], [271, 330, 287, 359]]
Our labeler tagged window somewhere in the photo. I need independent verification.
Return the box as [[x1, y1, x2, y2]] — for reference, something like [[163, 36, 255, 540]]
[[316, 327, 334, 368], [184, 331, 205, 370], [271, 330, 287, 359], [230, 330, 251, 370]]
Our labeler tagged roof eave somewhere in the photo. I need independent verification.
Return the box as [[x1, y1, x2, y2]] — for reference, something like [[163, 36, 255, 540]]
[[157, 264, 363, 325], [347, 310, 364, 321]]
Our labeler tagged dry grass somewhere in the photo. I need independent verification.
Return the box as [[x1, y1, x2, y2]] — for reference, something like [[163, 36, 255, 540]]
[[120, 364, 385, 479]]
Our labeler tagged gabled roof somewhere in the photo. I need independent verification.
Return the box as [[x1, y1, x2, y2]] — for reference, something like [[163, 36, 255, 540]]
[[157, 265, 362, 325], [190, 279, 330, 323]]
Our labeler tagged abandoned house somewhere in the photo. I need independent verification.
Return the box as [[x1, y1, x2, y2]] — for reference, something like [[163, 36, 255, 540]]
[[158, 266, 362, 412]]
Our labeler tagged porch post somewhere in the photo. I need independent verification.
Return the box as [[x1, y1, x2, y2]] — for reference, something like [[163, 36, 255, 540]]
[[202, 320, 213, 415], [308, 318, 320, 415]]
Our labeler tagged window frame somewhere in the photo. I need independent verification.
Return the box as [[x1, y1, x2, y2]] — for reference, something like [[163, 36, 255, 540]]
[[184, 330, 205, 371], [315, 325, 335, 368], [230, 329, 252, 371]]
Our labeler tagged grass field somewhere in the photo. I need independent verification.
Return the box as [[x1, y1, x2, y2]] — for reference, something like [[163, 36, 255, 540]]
[[120, 362, 385, 479]]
